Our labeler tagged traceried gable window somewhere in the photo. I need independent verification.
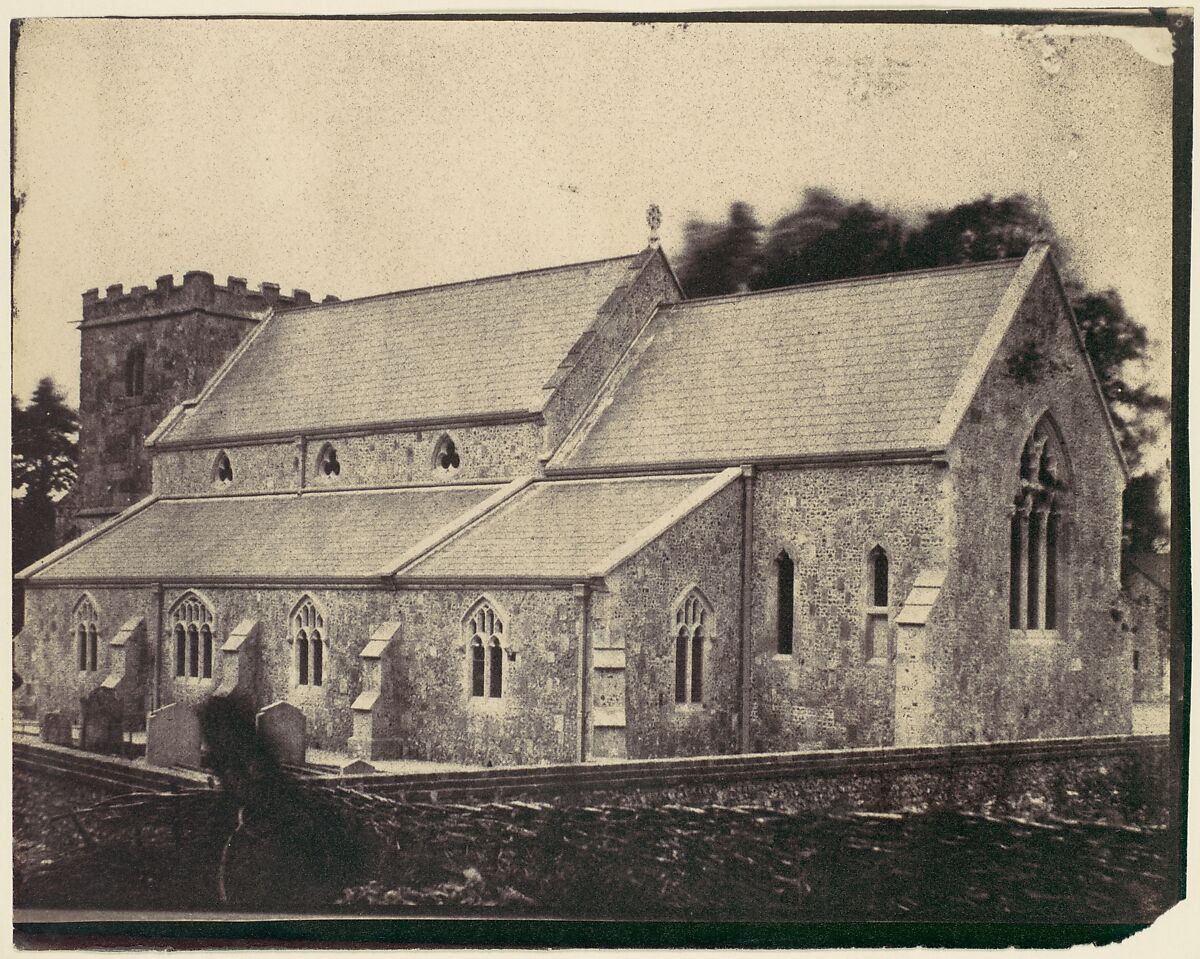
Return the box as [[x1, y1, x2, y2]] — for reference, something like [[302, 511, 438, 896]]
[[316, 443, 341, 480], [74, 594, 100, 673], [292, 596, 325, 687], [171, 592, 214, 681], [433, 433, 461, 472], [466, 599, 506, 699], [1009, 416, 1070, 632], [673, 589, 710, 705]]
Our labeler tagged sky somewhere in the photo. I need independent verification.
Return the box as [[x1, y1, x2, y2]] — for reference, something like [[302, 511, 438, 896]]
[[10, 17, 1175, 469]]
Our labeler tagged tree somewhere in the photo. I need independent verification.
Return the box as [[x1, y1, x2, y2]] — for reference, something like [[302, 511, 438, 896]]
[[902, 194, 1045, 269], [675, 201, 764, 298], [756, 189, 906, 289], [673, 189, 1169, 557], [12, 378, 78, 600], [1122, 470, 1170, 559]]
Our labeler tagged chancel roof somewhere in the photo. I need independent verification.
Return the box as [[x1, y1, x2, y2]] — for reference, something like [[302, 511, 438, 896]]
[[555, 258, 1025, 469], [397, 472, 732, 582], [159, 252, 645, 445], [24, 486, 498, 583]]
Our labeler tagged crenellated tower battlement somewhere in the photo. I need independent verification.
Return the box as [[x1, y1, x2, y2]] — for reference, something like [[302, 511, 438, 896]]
[[82, 271, 339, 326]]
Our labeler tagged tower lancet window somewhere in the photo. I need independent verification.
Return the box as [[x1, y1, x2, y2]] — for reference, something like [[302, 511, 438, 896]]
[[125, 346, 145, 397]]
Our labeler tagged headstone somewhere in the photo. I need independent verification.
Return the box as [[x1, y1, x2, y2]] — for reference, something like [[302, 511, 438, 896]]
[[256, 701, 306, 765], [79, 687, 125, 753], [146, 701, 203, 768], [339, 759, 376, 776], [40, 711, 73, 746]]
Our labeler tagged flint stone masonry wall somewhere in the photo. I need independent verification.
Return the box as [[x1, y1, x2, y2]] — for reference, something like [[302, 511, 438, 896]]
[[932, 262, 1130, 744], [390, 587, 582, 766], [70, 312, 259, 523], [1124, 571, 1169, 703], [14, 585, 155, 724], [606, 481, 744, 759], [541, 250, 682, 455], [20, 583, 583, 764], [750, 463, 945, 751], [150, 421, 543, 496]]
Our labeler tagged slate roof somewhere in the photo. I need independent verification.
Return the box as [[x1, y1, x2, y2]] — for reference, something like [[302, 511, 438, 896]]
[[161, 253, 644, 444], [1125, 553, 1170, 593], [398, 473, 721, 581], [27, 486, 498, 582], [557, 258, 1024, 469]]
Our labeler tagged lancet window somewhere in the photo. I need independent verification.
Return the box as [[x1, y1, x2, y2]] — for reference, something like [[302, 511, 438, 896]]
[[1009, 417, 1069, 631]]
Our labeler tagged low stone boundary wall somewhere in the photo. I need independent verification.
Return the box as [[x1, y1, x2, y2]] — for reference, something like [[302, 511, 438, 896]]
[[13, 739, 212, 795], [14, 735, 1168, 819]]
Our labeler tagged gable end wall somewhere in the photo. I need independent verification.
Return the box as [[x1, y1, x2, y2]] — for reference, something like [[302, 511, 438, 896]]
[[929, 261, 1130, 743]]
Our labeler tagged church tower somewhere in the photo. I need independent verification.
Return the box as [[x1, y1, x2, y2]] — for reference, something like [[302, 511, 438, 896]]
[[60, 271, 333, 539]]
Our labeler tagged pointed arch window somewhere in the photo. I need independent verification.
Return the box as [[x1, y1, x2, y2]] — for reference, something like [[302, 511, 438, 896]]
[[316, 443, 341, 480], [170, 592, 215, 681], [673, 589, 711, 705], [466, 599, 506, 699], [212, 450, 234, 487], [866, 546, 891, 661], [776, 551, 794, 655], [292, 597, 325, 687], [1010, 416, 1070, 631], [433, 433, 461, 472], [74, 595, 100, 673], [125, 345, 145, 397]]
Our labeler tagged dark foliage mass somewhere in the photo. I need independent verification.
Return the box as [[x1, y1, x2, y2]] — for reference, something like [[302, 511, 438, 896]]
[[674, 190, 1169, 558], [12, 378, 79, 632]]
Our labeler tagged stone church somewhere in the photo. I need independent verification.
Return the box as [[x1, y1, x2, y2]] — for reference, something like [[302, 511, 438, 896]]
[[14, 232, 1133, 765]]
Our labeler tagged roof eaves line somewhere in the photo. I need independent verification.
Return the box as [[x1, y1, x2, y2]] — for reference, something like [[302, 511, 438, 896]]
[[589, 467, 739, 578], [28, 575, 389, 588], [669, 257, 1024, 309], [547, 449, 946, 478], [151, 304, 282, 447], [155, 409, 544, 450], [926, 245, 1051, 451], [282, 252, 643, 313], [392, 574, 580, 589], [382, 475, 537, 578], [17, 495, 160, 581], [158, 480, 507, 503]]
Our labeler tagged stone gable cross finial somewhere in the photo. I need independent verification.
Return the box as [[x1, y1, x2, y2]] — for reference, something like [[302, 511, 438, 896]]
[[647, 204, 662, 247]]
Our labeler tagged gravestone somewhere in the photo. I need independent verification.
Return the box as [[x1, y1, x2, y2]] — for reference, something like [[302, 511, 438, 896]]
[[40, 711, 73, 746], [256, 701, 306, 765], [146, 701, 203, 769], [79, 687, 125, 753]]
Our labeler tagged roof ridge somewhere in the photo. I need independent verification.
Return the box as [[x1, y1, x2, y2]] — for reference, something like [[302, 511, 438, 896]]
[[281, 251, 644, 313], [667, 256, 1024, 310]]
